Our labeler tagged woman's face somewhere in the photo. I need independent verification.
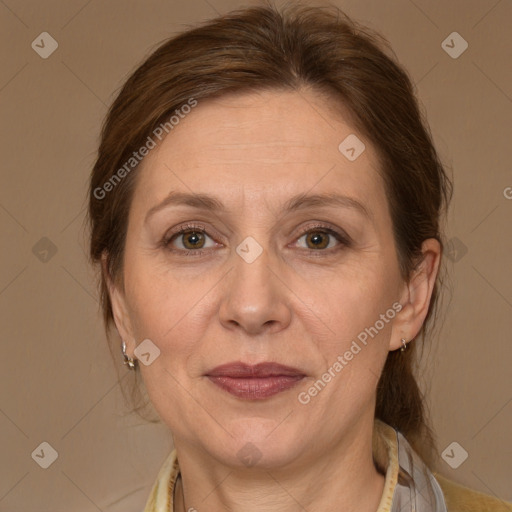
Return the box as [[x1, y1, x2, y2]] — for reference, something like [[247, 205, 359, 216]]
[[110, 89, 422, 468]]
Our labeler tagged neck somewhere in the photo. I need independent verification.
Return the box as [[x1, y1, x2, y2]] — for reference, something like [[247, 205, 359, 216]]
[[173, 416, 386, 512]]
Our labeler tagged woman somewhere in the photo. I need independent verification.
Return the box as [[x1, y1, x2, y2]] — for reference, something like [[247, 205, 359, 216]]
[[88, 3, 512, 511]]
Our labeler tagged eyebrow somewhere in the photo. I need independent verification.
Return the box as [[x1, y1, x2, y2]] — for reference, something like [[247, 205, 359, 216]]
[[144, 190, 371, 224]]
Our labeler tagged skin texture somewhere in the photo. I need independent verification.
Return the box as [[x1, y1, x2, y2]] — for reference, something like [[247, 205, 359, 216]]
[[107, 88, 441, 512]]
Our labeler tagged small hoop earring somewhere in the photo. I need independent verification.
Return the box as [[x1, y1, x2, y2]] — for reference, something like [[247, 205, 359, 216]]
[[121, 340, 137, 370], [400, 338, 407, 352]]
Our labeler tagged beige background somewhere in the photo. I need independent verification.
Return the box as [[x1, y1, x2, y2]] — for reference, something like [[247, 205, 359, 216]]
[[1, 0, 511, 510]]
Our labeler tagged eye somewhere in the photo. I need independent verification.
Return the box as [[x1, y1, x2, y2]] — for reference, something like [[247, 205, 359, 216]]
[[294, 226, 349, 252], [162, 222, 350, 257], [164, 224, 218, 253]]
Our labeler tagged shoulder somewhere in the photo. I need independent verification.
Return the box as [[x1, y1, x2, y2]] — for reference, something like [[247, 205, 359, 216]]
[[434, 473, 512, 512]]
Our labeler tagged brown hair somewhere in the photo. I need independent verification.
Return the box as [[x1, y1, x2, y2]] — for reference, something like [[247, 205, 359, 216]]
[[88, 1, 452, 467]]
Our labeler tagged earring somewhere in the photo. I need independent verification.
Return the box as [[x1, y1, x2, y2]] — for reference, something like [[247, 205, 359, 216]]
[[400, 338, 407, 352], [121, 340, 137, 370]]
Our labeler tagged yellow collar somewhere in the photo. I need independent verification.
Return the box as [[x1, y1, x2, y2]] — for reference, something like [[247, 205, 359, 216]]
[[143, 419, 401, 512]]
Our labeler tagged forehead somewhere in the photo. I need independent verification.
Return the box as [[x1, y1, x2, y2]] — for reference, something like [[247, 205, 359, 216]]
[[131, 88, 385, 217]]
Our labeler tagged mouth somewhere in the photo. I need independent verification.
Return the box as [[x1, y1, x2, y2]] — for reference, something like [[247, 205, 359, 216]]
[[205, 362, 306, 400]]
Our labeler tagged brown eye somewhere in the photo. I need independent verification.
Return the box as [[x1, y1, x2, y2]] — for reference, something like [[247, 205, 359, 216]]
[[304, 231, 330, 249], [165, 227, 217, 252], [181, 230, 206, 249], [294, 227, 349, 253]]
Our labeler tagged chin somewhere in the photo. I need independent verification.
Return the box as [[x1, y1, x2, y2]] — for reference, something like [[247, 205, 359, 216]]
[[215, 418, 308, 470]]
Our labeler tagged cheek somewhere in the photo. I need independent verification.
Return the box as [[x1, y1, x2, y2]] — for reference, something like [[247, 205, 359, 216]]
[[128, 286, 198, 345], [306, 279, 396, 411], [302, 256, 399, 384], [307, 258, 398, 334], [123, 255, 218, 362]]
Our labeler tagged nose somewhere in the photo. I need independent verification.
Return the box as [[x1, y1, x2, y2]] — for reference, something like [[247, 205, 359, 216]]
[[218, 246, 292, 336]]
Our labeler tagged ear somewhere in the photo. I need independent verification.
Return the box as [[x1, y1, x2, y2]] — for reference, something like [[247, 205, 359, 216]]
[[102, 253, 136, 357], [389, 238, 442, 351]]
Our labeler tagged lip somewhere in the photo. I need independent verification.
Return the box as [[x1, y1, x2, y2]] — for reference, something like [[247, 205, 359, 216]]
[[205, 362, 306, 400]]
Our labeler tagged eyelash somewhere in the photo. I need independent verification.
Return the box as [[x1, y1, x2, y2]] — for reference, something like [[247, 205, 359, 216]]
[[161, 223, 351, 257]]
